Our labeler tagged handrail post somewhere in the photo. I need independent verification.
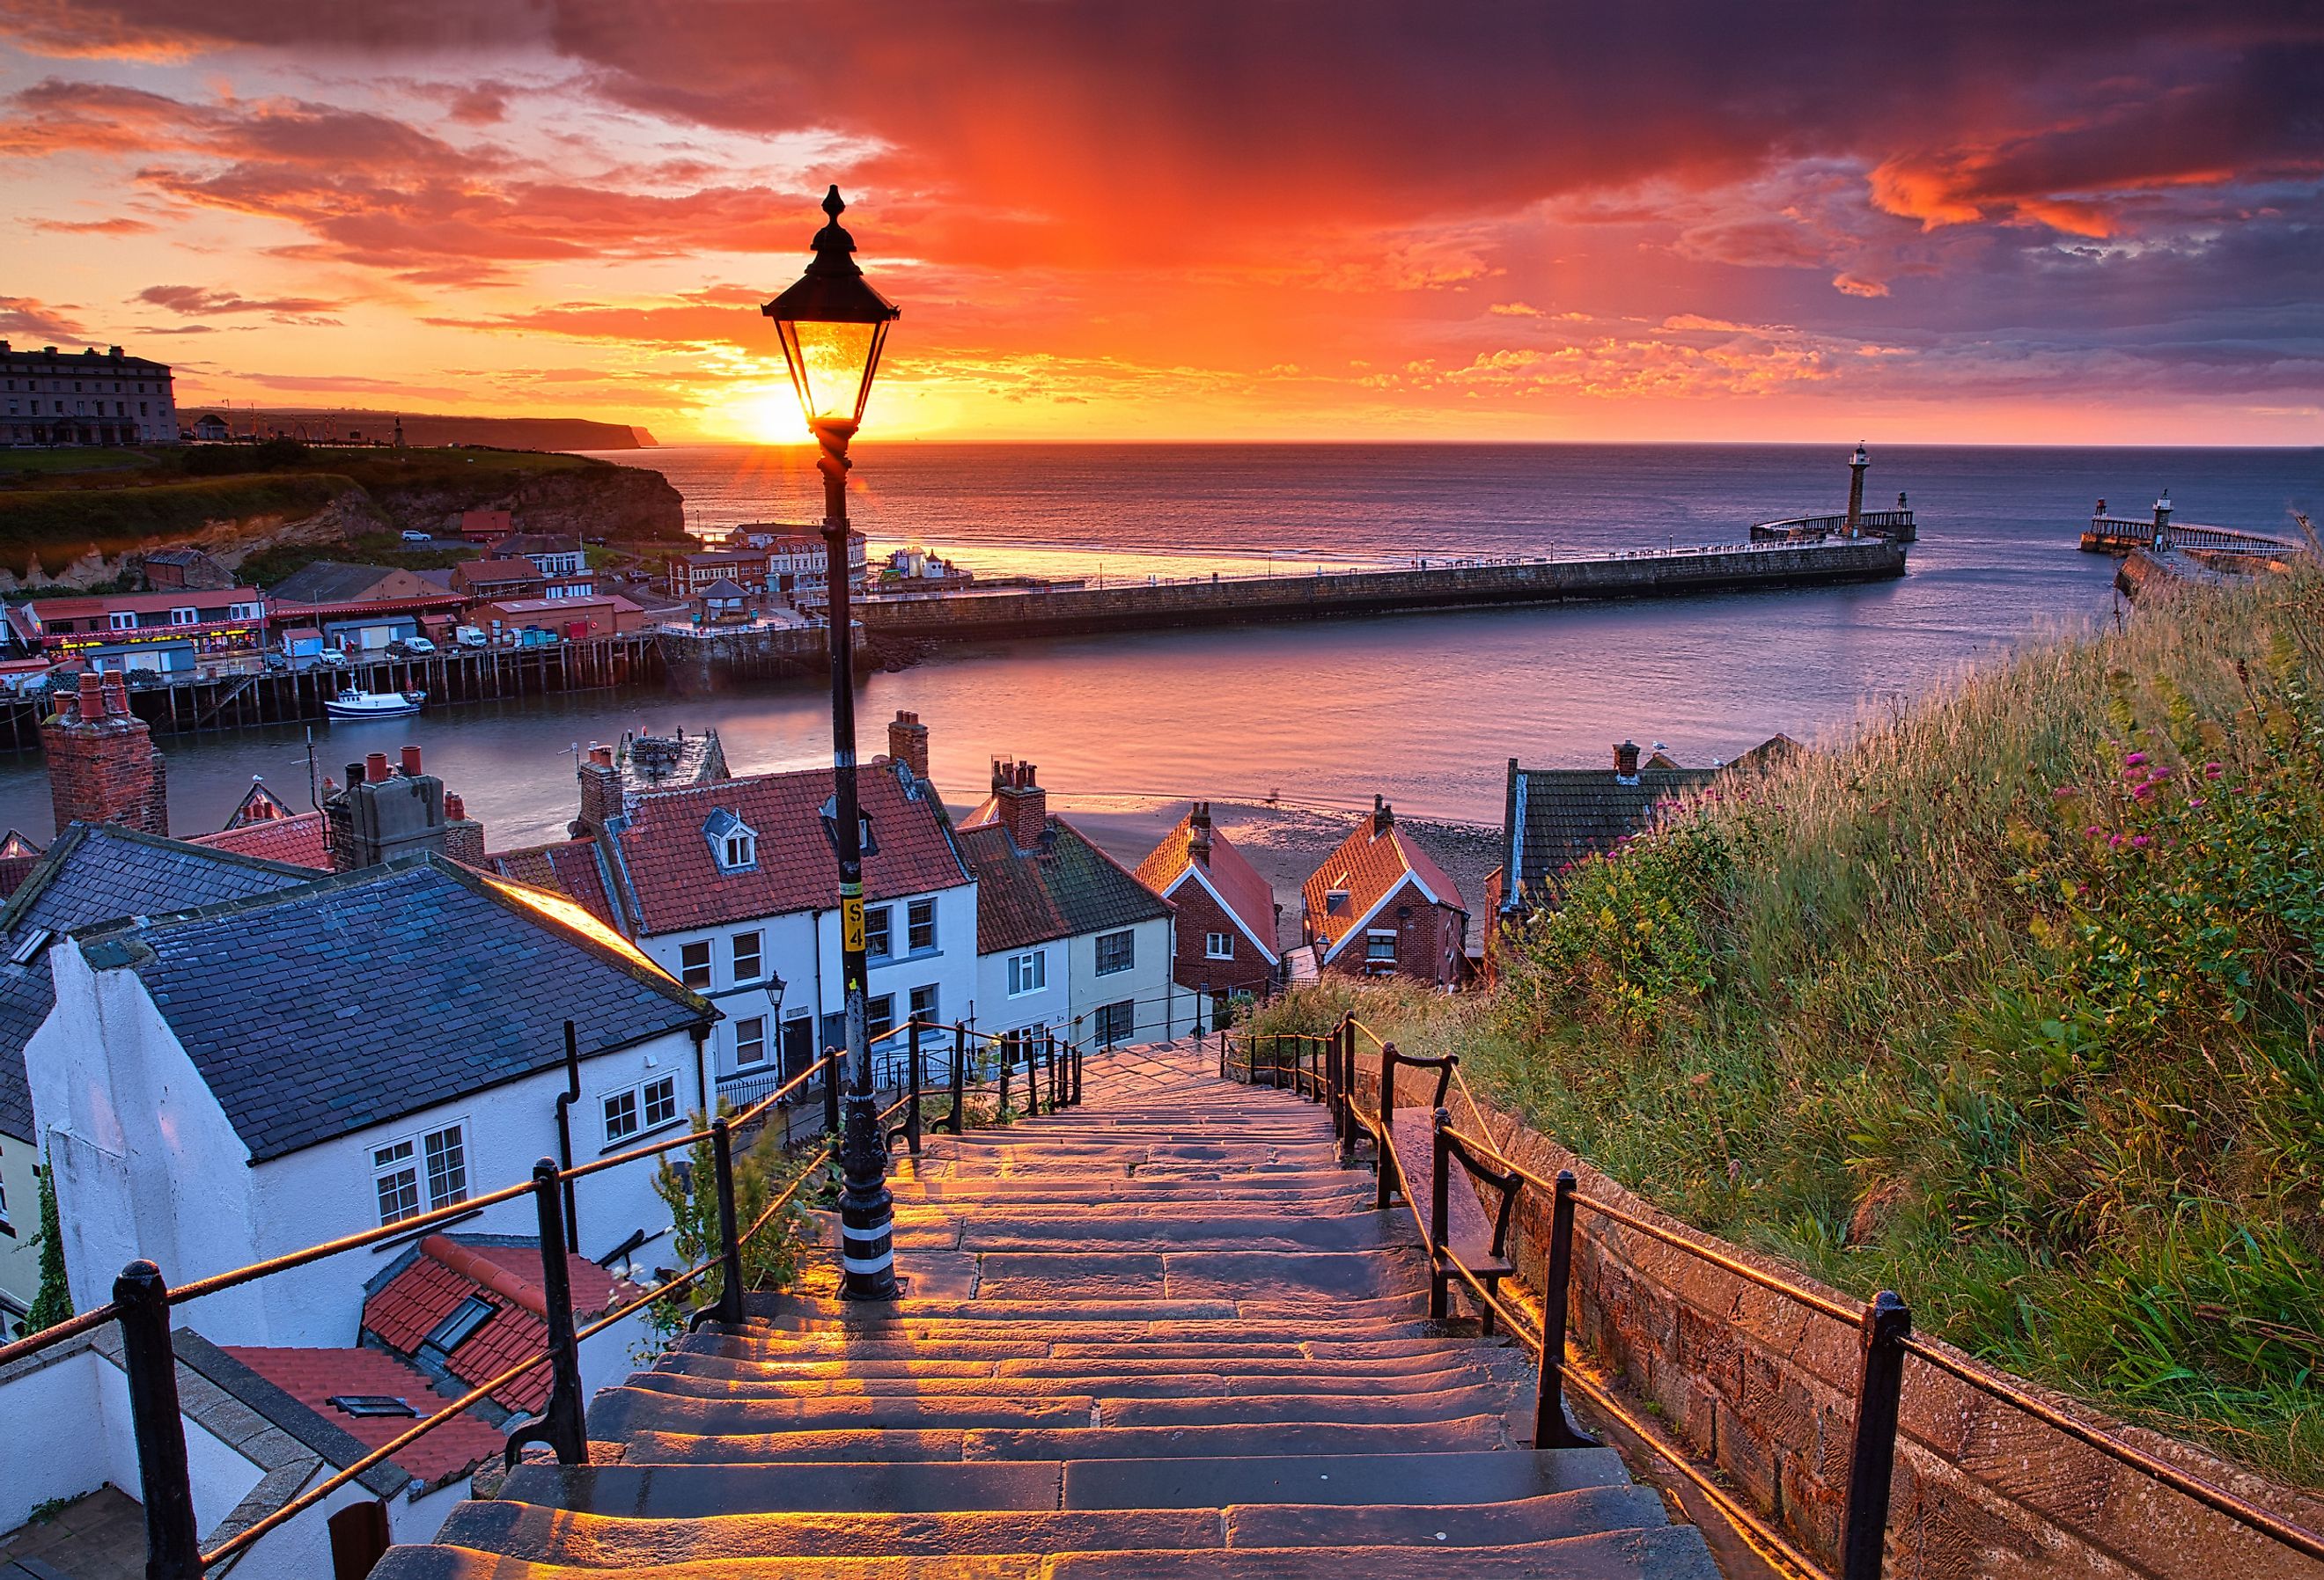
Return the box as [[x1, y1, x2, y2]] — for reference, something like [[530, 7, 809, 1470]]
[[506, 1158, 589, 1466], [822, 1046, 842, 1135], [1375, 1040, 1399, 1209], [998, 1032, 1012, 1120], [1046, 1032, 1060, 1113], [1535, 1170, 1595, 1448], [1071, 1039, 1083, 1106], [115, 1260, 201, 1580], [905, 1023, 923, 1157], [710, 1116, 745, 1326], [1428, 1107, 1452, 1320], [944, 1021, 966, 1133], [1335, 1021, 1355, 1167], [1840, 1290, 1912, 1580]]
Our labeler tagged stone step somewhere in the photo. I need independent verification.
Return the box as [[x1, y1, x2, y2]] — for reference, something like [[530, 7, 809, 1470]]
[[621, 1416, 1512, 1465], [686, 1321, 1463, 1353], [373, 1529, 1717, 1578], [970, 1250, 1430, 1304], [629, 1362, 1493, 1400], [429, 1483, 1670, 1563], [939, 1217, 1422, 1254], [496, 1448, 1635, 1518], [741, 1292, 1435, 1326]]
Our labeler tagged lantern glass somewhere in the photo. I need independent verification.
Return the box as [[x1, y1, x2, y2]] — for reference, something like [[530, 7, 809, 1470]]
[[775, 317, 889, 427]]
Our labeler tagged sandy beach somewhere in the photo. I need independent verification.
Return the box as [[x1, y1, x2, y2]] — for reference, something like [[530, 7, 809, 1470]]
[[951, 794, 1504, 955]]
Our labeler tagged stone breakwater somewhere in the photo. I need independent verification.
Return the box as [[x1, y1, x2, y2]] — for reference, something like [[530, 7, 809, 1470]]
[[857, 538, 1909, 643]]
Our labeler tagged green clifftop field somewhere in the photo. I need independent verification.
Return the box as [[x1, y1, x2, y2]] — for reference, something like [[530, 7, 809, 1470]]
[[0, 443, 686, 582], [1258, 566, 2324, 1485]]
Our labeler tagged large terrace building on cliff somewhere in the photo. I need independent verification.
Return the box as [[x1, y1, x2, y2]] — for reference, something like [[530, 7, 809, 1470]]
[[0, 342, 178, 446]]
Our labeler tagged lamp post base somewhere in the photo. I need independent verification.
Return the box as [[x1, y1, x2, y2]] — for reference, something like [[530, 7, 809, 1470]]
[[836, 1090, 901, 1301]]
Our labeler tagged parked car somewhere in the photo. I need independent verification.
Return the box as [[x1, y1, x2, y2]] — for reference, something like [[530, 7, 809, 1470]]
[[262, 653, 290, 673], [316, 648, 349, 666], [400, 530, 431, 542]]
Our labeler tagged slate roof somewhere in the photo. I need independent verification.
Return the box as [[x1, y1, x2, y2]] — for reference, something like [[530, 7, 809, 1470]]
[[362, 1233, 639, 1415], [76, 853, 714, 1162], [1134, 812, 1280, 962], [0, 826, 320, 1142], [955, 817, 1174, 955], [607, 762, 970, 936], [476, 838, 619, 930], [1302, 806, 1466, 958], [267, 561, 404, 605], [1496, 740, 1797, 912]]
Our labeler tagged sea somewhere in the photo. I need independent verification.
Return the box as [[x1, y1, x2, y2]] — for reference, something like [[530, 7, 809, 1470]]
[[0, 443, 2312, 847]]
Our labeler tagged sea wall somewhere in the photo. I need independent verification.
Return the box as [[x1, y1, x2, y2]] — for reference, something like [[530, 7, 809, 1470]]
[[859, 539, 1906, 643], [1357, 1057, 2324, 1579]]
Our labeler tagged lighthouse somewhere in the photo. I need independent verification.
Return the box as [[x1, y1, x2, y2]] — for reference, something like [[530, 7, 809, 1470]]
[[1845, 442, 1870, 537]]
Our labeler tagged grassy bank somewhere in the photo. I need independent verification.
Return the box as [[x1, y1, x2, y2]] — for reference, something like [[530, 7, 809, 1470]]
[[1256, 567, 2324, 1486]]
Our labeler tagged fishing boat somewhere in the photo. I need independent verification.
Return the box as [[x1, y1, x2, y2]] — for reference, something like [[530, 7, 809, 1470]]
[[325, 687, 426, 721]]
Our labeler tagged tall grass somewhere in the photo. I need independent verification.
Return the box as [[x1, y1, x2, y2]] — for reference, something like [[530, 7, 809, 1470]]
[[1256, 568, 2324, 1486]]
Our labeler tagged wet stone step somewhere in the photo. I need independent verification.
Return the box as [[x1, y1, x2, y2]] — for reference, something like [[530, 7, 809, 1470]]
[[620, 1417, 1511, 1466]]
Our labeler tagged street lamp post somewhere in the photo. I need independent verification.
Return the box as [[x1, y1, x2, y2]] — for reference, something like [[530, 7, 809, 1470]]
[[764, 186, 903, 1302]]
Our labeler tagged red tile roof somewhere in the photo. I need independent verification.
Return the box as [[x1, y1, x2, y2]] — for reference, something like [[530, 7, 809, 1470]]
[[189, 812, 330, 870], [608, 762, 969, 935], [362, 1234, 637, 1416], [1134, 812, 1280, 962], [221, 1343, 511, 1487], [478, 839, 618, 929], [1302, 806, 1465, 956]]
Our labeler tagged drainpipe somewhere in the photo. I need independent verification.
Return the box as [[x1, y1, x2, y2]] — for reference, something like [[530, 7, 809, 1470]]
[[692, 1020, 710, 1117], [553, 1020, 580, 1248]]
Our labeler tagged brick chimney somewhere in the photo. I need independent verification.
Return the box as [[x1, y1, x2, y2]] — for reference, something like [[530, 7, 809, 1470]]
[[887, 710, 930, 782], [323, 742, 453, 870], [573, 742, 622, 836], [42, 671, 168, 837], [990, 759, 1048, 851], [1188, 801, 1212, 867], [441, 790, 486, 865], [1371, 794, 1394, 838], [1614, 740, 1642, 784]]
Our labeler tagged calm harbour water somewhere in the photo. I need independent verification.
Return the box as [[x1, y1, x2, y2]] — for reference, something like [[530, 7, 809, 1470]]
[[0, 443, 2313, 846]]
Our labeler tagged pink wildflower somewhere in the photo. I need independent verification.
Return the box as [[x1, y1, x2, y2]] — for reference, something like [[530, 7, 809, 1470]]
[[2130, 783, 2156, 801], [2053, 786, 2078, 798], [2108, 834, 2125, 849], [2124, 751, 2148, 766], [2187, 797, 2205, 809], [2204, 762, 2224, 779], [2085, 825, 2102, 837], [2129, 834, 2151, 849]]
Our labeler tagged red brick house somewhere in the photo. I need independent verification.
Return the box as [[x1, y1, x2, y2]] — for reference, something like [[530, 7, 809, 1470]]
[[1300, 797, 1468, 987], [1134, 802, 1281, 1012]]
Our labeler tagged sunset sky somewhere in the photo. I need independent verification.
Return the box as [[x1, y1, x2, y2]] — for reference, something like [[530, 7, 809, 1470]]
[[3, 3, 2317, 445]]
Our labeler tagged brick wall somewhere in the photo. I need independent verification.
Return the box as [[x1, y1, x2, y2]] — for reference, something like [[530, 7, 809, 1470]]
[[40, 672, 167, 837], [1354, 1055, 2324, 1578], [1165, 878, 1273, 998], [1319, 878, 1463, 988]]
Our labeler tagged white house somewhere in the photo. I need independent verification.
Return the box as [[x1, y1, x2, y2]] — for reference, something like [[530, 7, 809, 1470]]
[[589, 753, 978, 1110], [26, 854, 716, 1349], [956, 761, 1180, 1049]]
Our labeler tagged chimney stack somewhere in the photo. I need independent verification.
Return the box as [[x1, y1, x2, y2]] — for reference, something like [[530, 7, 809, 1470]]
[[887, 710, 930, 782], [1372, 794, 1394, 837], [41, 667, 169, 837], [1614, 740, 1642, 783], [1188, 801, 1212, 866], [992, 759, 1048, 850], [573, 743, 623, 836], [324, 740, 454, 871], [440, 790, 485, 864]]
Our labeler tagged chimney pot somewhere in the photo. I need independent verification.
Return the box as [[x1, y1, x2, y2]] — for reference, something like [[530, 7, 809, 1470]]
[[445, 791, 466, 819], [76, 672, 103, 720], [1614, 740, 1642, 781], [100, 672, 129, 717], [400, 745, 423, 776], [347, 760, 366, 786], [366, 752, 390, 783], [591, 746, 614, 768]]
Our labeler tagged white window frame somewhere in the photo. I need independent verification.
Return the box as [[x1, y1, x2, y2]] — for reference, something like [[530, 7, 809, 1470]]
[[1095, 929, 1135, 976], [169, 607, 198, 626], [864, 905, 893, 960], [906, 897, 936, 953], [735, 1016, 768, 1068], [680, 939, 712, 989], [1007, 950, 1046, 996], [1365, 929, 1398, 962], [602, 1075, 680, 1146], [371, 1120, 468, 1226], [1205, 931, 1235, 960], [732, 929, 762, 982], [108, 611, 136, 631]]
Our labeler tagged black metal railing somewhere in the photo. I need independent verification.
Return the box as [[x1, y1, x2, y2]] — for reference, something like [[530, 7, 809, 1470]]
[[0, 1011, 1100, 1577], [1219, 1012, 2324, 1580]]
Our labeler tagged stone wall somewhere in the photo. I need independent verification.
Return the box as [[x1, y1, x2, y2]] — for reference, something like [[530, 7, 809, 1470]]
[[1354, 1055, 2324, 1579], [860, 540, 1907, 643]]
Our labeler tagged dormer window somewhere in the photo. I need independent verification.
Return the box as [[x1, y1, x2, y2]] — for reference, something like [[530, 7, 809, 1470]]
[[703, 808, 758, 873]]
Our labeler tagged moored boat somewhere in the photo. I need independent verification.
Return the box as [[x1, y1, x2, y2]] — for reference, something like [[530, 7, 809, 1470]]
[[325, 687, 425, 721]]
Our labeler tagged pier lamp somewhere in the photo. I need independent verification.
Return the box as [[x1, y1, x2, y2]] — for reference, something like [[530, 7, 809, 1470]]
[[763, 186, 902, 1304]]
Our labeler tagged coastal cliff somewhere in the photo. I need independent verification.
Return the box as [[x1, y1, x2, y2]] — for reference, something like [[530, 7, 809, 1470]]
[[0, 448, 685, 589]]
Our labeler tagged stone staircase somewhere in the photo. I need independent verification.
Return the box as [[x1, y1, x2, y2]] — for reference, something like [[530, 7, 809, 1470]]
[[373, 1040, 1719, 1577]]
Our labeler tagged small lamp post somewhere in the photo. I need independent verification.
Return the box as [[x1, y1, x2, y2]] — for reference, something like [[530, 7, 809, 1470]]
[[763, 186, 903, 1302]]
